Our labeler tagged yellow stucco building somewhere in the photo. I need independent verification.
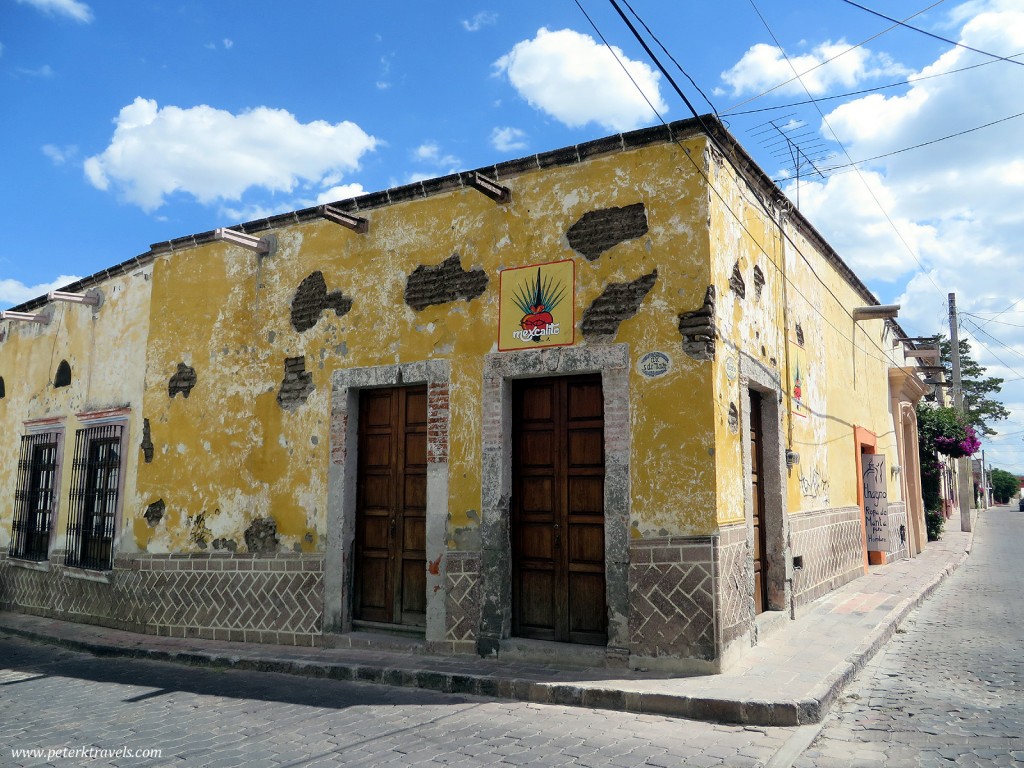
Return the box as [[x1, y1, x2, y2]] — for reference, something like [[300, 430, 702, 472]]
[[0, 116, 931, 671]]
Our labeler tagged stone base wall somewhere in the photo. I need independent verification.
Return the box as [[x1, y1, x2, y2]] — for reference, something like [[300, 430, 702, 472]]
[[789, 506, 864, 610], [0, 551, 324, 646], [441, 551, 481, 654], [881, 502, 910, 563], [716, 523, 752, 646], [628, 536, 717, 663]]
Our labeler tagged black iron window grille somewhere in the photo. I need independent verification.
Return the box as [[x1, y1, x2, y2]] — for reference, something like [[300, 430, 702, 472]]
[[9, 432, 59, 561], [65, 423, 124, 571]]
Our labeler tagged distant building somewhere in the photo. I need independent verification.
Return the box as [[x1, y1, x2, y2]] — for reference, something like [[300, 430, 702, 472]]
[[0, 116, 933, 672]]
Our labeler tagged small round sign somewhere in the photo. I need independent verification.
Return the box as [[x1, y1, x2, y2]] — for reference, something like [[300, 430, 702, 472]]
[[638, 351, 671, 378]]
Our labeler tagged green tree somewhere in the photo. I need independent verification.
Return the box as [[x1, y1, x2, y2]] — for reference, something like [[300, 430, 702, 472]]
[[924, 336, 1009, 436], [990, 468, 1020, 503]]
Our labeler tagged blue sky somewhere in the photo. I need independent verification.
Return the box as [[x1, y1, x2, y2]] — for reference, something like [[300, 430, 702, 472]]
[[3, 0, 1024, 475]]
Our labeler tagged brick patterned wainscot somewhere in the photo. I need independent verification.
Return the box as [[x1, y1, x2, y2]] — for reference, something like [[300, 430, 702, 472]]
[[789, 506, 865, 610], [443, 551, 481, 654], [628, 536, 717, 669], [0, 552, 324, 646], [716, 523, 752, 647]]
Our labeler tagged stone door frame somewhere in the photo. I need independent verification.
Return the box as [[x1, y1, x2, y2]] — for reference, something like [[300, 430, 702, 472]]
[[325, 360, 450, 641], [478, 344, 631, 656]]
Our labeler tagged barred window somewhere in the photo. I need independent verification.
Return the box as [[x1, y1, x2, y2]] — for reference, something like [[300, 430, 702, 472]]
[[65, 423, 124, 571], [9, 433, 59, 561]]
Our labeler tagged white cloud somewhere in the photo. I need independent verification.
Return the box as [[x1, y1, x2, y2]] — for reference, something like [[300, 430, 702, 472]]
[[316, 183, 366, 204], [413, 142, 459, 167], [16, 64, 54, 77], [786, 1, 1024, 348], [494, 27, 668, 132], [491, 126, 527, 152], [462, 12, 497, 32], [17, 0, 92, 23], [42, 144, 77, 164], [0, 274, 83, 307], [721, 40, 906, 98], [223, 38, 233, 50], [83, 98, 377, 212]]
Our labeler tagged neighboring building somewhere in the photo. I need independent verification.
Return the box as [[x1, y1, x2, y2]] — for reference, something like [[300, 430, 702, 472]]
[[0, 116, 932, 672]]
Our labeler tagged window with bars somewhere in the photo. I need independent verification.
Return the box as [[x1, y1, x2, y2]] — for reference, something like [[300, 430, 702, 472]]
[[9, 432, 60, 561], [65, 423, 125, 571]]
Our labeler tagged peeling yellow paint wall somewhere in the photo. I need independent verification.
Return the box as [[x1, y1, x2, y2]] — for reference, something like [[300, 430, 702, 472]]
[[707, 145, 905, 524], [134, 137, 723, 554], [0, 270, 152, 552]]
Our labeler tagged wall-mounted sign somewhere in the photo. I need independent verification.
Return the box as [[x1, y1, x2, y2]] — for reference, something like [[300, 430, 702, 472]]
[[725, 355, 738, 381], [789, 338, 807, 418], [863, 454, 888, 552], [638, 351, 671, 378], [498, 259, 575, 351]]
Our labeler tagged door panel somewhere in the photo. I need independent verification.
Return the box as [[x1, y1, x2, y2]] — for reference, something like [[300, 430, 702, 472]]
[[354, 385, 428, 628], [512, 375, 607, 645], [750, 392, 769, 614]]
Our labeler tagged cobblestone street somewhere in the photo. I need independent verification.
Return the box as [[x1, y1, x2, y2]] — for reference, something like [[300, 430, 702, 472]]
[[794, 506, 1024, 767], [1, 635, 798, 767]]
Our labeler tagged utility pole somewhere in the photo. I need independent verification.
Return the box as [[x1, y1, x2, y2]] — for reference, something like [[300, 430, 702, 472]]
[[949, 293, 973, 531]]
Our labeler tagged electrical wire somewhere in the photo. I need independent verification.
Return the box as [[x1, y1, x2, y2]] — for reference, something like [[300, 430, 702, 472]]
[[573, 0, 904, 367], [838, 0, 1024, 68], [747, 0, 948, 315], [804, 110, 1024, 176], [725, 53, 1023, 117], [618, 0, 721, 118], [722, 0, 947, 114]]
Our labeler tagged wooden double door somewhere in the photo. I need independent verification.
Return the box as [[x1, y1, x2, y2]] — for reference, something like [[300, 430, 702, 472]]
[[354, 386, 427, 628], [512, 375, 607, 645]]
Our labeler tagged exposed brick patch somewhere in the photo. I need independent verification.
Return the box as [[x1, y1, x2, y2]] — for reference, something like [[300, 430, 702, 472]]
[[728, 402, 739, 433], [730, 262, 745, 298], [753, 265, 765, 299], [168, 362, 197, 399], [404, 254, 489, 311], [277, 356, 314, 410], [291, 271, 352, 333], [244, 517, 279, 554], [566, 202, 648, 261], [141, 418, 154, 463], [143, 499, 165, 528], [427, 382, 450, 463], [795, 322, 805, 347], [678, 285, 717, 361], [579, 270, 657, 342]]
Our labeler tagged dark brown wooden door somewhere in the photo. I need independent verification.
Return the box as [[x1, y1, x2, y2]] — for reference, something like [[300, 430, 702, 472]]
[[750, 392, 769, 614], [354, 386, 427, 627], [512, 375, 606, 645]]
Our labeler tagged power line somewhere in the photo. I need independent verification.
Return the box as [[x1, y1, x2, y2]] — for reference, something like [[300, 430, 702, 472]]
[[805, 110, 1024, 176], [838, 0, 1024, 68], [574, 1, 903, 366], [618, 0, 720, 118], [747, 0, 947, 314], [724, 52, 1023, 117], [722, 0, 947, 114]]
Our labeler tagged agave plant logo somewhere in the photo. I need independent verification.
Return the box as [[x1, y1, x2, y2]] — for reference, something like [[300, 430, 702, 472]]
[[511, 267, 567, 342]]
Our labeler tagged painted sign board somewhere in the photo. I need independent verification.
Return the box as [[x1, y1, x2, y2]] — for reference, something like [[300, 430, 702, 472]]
[[789, 338, 807, 418], [862, 454, 888, 552], [498, 259, 575, 351]]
